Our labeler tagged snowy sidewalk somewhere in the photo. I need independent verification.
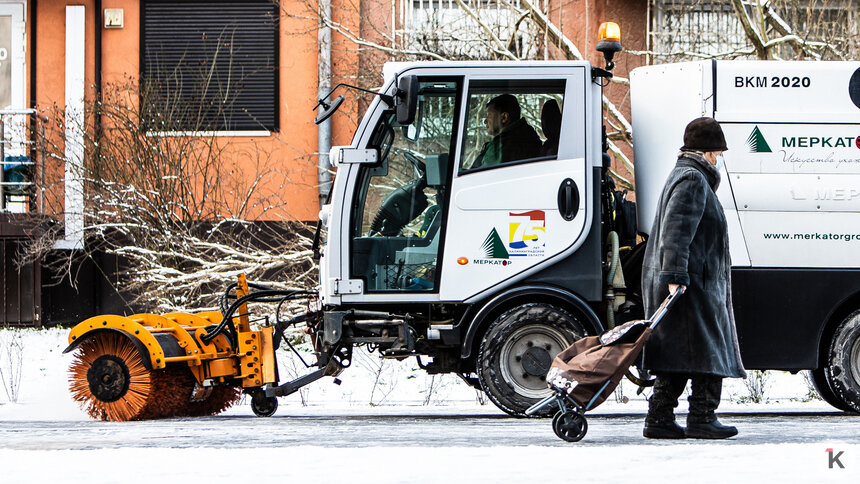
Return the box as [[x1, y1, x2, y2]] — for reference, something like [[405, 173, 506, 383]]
[[2, 328, 859, 483]]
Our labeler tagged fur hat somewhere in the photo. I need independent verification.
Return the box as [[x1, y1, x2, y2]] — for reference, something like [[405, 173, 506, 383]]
[[681, 117, 728, 152]]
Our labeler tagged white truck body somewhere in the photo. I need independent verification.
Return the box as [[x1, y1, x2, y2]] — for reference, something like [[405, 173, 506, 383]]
[[632, 60, 860, 268]]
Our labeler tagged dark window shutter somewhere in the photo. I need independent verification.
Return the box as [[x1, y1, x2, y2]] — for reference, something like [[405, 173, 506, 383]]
[[142, 0, 278, 132]]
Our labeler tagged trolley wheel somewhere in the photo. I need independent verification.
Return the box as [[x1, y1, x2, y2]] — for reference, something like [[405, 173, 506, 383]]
[[551, 410, 562, 430], [552, 411, 587, 442], [477, 303, 585, 417], [250, 390, 278, 417]]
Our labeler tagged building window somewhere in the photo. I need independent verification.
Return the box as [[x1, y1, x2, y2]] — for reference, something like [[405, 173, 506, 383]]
[[648, 0, 858, 63], [142, 0, 279, 132], [399, 0, 541, 59], [648, 0, 747, 62]]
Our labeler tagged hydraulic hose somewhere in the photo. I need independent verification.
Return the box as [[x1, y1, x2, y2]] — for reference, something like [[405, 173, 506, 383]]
[[219, 281, 286, 312], [607, 231, 620, 284], [606, 231, 620, 329], [203, 288, 316, 346]]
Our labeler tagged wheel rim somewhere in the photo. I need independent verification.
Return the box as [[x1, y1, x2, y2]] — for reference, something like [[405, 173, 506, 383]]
[[252, 392, 277, 416], [555, 413, 586, 442], [850, 335, 860, 389], [86, 355, 130, 403], [499, 325, 571, 398]]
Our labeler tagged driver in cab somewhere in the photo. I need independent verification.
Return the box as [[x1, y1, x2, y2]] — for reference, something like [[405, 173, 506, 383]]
[[471, 94, 542, 169]]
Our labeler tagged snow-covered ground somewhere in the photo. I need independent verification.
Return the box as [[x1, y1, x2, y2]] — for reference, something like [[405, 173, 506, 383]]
[[1, 327, 858, 483], [0, 326, 839, 419]]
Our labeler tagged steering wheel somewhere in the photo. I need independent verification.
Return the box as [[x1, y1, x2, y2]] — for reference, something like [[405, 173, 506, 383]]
[[369, 176, 429, 237], [398, 149, 426, 179]]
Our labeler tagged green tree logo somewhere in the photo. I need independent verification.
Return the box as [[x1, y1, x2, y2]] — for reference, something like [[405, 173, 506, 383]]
[[482, 228, 510, 259], [747, 126, 772, 153]]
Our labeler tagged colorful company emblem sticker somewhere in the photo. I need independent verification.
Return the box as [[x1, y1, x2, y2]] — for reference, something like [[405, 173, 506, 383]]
[[508, 210, 546, 257]]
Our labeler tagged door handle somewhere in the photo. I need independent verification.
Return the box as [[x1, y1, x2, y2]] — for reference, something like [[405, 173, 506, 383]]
[[557, 178, 580, 221]]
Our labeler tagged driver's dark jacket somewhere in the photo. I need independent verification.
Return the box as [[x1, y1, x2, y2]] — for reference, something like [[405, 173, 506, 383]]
[[473, 117, 542, 168]]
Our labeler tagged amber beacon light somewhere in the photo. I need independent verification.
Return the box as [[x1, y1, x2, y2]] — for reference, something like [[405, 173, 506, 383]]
[[598, 22, 621, 42], [596, 22, 623, 71]]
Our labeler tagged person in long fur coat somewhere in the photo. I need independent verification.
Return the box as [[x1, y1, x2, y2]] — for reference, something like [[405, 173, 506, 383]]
[[641, 117, 746, 440]]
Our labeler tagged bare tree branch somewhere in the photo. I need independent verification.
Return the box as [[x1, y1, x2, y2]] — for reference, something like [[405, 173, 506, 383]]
[[760, 0, 846, 60], [519, 0, 583, 60], [455, 0, 519, 60], [320, 13, 449, 61], [731, 0, 770, 59]]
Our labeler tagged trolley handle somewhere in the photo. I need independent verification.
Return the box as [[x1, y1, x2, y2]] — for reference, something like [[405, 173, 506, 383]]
[[648, 286, 685, 330]]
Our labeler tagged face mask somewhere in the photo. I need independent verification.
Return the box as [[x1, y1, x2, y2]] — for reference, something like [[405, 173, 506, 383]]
[[714, 154, 725, 171]]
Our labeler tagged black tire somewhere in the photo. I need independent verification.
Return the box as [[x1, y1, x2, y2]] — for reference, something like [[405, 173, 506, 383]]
[[809, 368, 853, 412], [250, 390, 279, 417], [553, 411, 588, 442], [823, 310, 860, 414], [477, 303, 585, 417]]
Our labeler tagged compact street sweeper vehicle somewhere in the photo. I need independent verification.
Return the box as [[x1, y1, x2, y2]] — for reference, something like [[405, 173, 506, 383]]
[[65, 24, 860, 420]]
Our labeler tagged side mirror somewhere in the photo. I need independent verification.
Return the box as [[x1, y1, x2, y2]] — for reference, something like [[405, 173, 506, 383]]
[[401, 100, 424, 142], [314, 95, 345, 125], [395, 76, 419, 125]]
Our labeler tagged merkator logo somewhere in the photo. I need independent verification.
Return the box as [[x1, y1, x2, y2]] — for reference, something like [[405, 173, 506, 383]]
[[482, 228, 510, 259], [747, 126, 772, 153]]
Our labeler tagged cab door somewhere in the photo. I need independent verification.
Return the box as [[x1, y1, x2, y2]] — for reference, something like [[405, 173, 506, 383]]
[[439, 67, 591, 301], [342, 78, 462, 302]]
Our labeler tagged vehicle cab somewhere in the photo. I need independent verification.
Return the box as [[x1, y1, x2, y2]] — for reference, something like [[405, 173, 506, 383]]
[[320, 61, 605, 308]]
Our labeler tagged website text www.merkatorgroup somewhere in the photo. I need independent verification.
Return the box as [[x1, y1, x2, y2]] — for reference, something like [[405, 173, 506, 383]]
[[763, 232, 860, 241]]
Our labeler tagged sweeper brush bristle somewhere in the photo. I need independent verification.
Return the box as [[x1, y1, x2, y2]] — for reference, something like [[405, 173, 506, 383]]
[[187, 386, 242, 417], [69, 333, 238, 421]]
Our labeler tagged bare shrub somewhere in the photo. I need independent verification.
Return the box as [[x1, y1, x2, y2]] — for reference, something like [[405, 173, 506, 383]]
[[354, 348, 400, 406], [475, 389, 489, 406], [26, 76, 314, 314], [742, 370, 772, 403], [419, 374, 455, 406], [276, 330, 316, 406], [0, 329, 25, 403], [800, 371, 823, 402]]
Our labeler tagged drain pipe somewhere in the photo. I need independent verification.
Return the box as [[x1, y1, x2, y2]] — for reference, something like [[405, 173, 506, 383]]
[[317, 0, 332, 209]]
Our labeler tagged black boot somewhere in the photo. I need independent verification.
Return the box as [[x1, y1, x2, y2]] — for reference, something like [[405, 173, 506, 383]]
[[644, 374, 688, 439], [685, 419, 738, 439], [686, 376, 738, 439], [644, 420, 686, 439]]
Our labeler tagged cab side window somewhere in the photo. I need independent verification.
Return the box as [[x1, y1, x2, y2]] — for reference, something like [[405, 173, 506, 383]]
[[459, 79, 565, 173]]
